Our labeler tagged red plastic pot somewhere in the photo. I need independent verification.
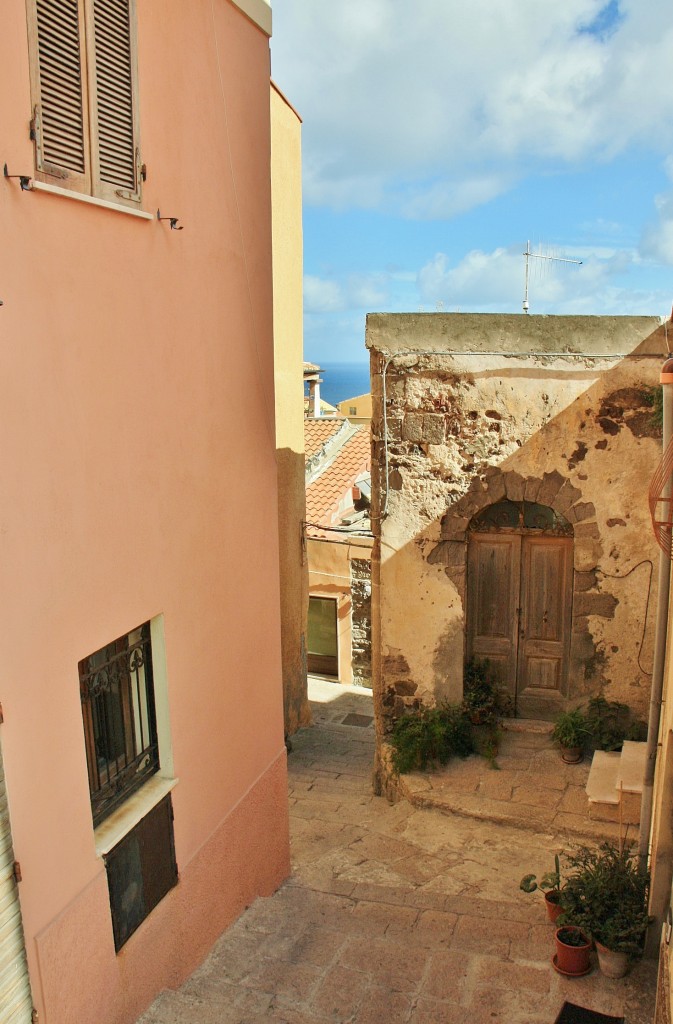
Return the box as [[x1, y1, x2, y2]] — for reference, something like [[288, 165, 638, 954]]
[[545, 890, 563, 924], [554, 926, 591, 976]]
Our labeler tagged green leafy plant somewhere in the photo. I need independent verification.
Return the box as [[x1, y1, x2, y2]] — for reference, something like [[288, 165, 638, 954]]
[[462, 659, 513, 727], [552, 707, 590, 749], [390, 702, 474, 774], [558, 842, 650, 954], [520, 853, 561, 894], [389, 661, 514, 775], [585, 696, 647, 752], [557, 926, 589, 948]]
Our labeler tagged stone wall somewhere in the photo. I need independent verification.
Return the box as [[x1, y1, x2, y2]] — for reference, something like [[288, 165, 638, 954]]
[[350, 558, 372, 687], [366, 313, 665, 736]]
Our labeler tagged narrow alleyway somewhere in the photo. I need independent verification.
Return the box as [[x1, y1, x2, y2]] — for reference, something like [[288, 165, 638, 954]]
[[139, 682, 656, 1024]]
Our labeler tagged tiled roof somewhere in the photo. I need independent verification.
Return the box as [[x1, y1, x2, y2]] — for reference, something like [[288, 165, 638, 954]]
[[304, 416, 346, 459], [305, 420, 370, 537]]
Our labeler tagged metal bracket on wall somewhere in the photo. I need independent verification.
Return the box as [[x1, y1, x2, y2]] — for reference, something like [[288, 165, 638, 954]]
[[3, 163, 32, 190], [157, 209, 183, 230]]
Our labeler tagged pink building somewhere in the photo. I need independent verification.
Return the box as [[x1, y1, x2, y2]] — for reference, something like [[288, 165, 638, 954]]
[[0, 2, 289, 1022]]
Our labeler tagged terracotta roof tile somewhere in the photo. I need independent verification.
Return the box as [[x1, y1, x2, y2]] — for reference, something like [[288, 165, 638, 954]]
[[305, 423, 370, 536], [304, 416, 346, 459]]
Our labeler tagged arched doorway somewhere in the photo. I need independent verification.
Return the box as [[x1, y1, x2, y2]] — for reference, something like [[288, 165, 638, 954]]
[[466, 500, 574, 718]]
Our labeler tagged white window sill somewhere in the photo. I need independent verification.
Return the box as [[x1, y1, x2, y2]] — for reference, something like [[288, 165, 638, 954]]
[[30, 180, 154, 221], [94, 775, 178, 857]]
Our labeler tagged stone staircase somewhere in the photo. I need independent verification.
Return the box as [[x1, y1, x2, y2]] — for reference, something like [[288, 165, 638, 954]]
[[585, 740, 647, 826]]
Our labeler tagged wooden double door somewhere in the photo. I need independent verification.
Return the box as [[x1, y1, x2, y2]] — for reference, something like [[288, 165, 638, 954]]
[[466, 532, 573, 718]]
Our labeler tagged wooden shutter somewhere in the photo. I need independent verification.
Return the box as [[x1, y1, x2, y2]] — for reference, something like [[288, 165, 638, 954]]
[[88, 0, 141, 204], [0, 745, 33, 1024], [28, 0, 92, 192]]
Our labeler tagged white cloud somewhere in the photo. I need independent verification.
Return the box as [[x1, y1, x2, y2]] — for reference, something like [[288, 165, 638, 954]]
[[640, 189, 673, 265], [303, 275, 345, 313], [272, 0, 673, 216], [415, 244, 667, 315], [304, 272, 390, 314]]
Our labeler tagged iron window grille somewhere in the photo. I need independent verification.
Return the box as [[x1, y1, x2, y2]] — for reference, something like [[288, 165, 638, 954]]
[[79, 623, 159, 827]]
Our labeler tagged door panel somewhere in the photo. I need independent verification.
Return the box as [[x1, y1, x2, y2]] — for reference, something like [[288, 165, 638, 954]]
[[307, 596, 339, 677], [516, 536, 572, 717], [466, 534, 520, 703], [467, 530, 572, 718]]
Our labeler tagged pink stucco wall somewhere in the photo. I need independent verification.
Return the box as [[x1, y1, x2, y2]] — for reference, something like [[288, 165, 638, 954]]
[[0, 2, 289, 1021]]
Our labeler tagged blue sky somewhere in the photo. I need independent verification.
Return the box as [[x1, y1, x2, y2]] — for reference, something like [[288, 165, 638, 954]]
[[270, 1, 673, 364]]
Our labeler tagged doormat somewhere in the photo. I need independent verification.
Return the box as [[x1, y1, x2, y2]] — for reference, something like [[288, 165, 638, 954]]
[[341, 713, 374, 728], [554, 1003, 624, 1024]]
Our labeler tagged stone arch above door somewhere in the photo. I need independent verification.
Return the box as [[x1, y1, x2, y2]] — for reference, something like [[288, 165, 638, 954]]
[[428, 467, 599, 594], [426, 467, 612, 715]]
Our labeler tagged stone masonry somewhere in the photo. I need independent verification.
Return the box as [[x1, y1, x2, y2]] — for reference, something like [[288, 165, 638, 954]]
[[366, 314, 664, 744]]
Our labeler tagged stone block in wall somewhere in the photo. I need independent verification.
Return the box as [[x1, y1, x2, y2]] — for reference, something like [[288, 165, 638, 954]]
[[446, 564, 465, 599], [422, 414, 447, 444], [523, 476, 542, 502], [427, 540, 465, 567], [440, 515, 470, 541], [573, 591, 619, 619], [482, 470, 506, 504], [574, 570, 598, 592], [402, 414, 424, 442], [567, 501, 597, 524], [554, 479, 583, 514], [574, 521, 600, 540], [387, 417, 403, 441], [427, 541, 449, 565], [574, 540, 601, 572], [536, 470, 566, 507], [504, 472, 526, 502]]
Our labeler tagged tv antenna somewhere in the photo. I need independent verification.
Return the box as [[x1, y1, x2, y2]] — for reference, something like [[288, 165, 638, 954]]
[[523, 240, 582, 313]]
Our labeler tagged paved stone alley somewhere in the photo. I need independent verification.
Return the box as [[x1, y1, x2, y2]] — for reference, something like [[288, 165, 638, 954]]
[[139, 682, 656, 1024]]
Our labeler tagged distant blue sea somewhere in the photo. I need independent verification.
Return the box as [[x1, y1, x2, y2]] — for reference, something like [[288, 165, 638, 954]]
[[313, 361, 371, 407]]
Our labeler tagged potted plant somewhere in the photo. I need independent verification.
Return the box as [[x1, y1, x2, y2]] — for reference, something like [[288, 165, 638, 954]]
[[520, 854, 564, 923], [560, 842, 650, 979], [554, 925, 592, 976], [552, 707, 590, 763]]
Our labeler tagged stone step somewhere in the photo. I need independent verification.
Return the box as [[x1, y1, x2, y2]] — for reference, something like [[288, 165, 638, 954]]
[[586, 750, 621, 805], [617, 740, 648, 794], [586, 744, 646, 826], [500, 718, 554, 735]]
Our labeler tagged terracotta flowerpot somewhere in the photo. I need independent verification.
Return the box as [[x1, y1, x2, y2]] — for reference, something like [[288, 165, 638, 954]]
[[545, 890, 563, 924], [554, 926, 591, 976], [561, 746, 583, 764], [595, 941, 628, 979]]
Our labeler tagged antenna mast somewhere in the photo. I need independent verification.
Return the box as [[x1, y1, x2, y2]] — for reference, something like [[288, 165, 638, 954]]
[[523, 240, 582, 313]]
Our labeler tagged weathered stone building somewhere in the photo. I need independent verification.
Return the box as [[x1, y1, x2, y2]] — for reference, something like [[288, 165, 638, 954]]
[[366, 314, 665, 745]]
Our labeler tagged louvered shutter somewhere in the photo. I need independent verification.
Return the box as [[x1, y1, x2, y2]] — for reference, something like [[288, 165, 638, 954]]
[[89, 0, 141, 204], [0, 748, 33, 1024], [29, 0, 92, 192]]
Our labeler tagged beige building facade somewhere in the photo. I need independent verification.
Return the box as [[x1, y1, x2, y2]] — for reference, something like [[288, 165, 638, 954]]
[[366, 314, 664, 749], [272, 83, 310, 736]]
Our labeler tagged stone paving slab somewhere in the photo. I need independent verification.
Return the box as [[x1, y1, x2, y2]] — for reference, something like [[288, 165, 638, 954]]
[[138, 681, 655, 1023]]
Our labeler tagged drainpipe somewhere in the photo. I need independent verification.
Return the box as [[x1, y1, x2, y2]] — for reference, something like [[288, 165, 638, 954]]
[[639, 353, 673, 873]]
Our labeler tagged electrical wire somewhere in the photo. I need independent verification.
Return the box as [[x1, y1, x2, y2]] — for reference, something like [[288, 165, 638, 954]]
[[590, 559, 655, 677]]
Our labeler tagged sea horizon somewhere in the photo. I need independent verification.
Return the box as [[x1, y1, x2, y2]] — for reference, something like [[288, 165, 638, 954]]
[[308, 359, 371, 407]]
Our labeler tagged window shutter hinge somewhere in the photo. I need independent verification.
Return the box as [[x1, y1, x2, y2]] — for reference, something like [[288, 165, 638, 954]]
[[30, 105, 43, 166], [13, 860, 22, 883], [32, 1010, 39, 1024], [0, 702, 4, 723]]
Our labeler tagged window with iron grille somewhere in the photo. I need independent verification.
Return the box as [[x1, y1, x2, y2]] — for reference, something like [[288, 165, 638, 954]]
[[79, 623, 159, 827]]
